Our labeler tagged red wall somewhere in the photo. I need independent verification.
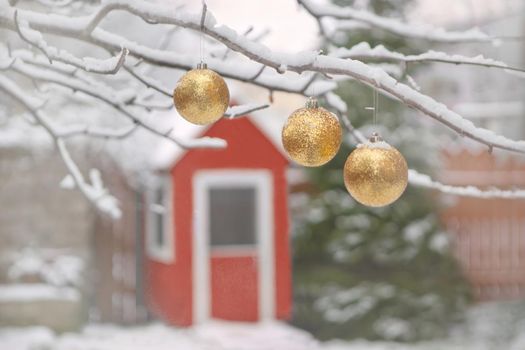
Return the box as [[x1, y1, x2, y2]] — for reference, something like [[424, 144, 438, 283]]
[[145, 117, 291, 325]]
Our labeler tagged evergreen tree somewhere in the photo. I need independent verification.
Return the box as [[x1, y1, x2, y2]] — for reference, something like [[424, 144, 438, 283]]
[[291, 0, 471, 342]]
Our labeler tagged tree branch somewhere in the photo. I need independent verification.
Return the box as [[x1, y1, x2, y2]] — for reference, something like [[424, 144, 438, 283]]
[[298, 0, 496, 43], [0, 74, 122, 218], [333, 42, 525, 76], [2, 0, 525, 203], [3, 1, 524, 154], [15, 10, 129, 74], [224, 103, 270, 119], [8, 57, 227, 150]]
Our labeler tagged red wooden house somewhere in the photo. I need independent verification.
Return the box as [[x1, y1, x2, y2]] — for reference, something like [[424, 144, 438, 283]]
[[144, 114, 291, 326]]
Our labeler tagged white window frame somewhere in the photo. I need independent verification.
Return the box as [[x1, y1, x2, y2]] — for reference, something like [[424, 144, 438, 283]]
[[193, 169, 275, 323], [146, 175, 175, 263]]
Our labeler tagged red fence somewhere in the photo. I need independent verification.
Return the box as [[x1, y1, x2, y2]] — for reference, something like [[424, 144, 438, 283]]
[[441, 149, 525, 301]]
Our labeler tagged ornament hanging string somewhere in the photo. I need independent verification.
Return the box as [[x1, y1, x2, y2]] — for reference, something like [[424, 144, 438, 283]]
[[173, 0, 230, 126], [365, 87, 379, 127], [311, 50, 323, 98], [373, 88, 378, 126], [199, 0, 208, 64]]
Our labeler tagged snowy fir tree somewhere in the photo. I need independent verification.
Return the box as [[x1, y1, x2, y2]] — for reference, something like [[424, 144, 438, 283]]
[[291, 0, 471, 342]]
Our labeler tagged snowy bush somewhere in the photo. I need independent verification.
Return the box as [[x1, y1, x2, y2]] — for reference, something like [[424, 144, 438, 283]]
[[7, 247, 84, 288]]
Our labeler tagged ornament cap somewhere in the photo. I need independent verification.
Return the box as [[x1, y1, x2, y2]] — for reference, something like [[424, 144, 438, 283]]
[[369, 132, 383, 143], [197, 61, 208, 70], [305, 97, 319, 109]]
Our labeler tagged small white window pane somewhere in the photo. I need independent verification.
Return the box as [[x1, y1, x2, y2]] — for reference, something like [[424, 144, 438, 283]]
[[154, 188, 164, 247], [146, 176, 174, 263]]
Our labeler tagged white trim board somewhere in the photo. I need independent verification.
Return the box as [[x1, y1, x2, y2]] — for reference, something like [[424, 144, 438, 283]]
[[145, 175, 175, 263], [192, 169, 275, 323]]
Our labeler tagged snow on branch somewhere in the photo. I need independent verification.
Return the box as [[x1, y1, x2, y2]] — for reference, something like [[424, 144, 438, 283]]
[[298, 0, 493, 43], [1, 2, 336, 96], [8, 56, 227, 149], [8, 0, 514, 154], [408, 169, 525, 199], [32, 0, 74, 7], [332, 42, 525, 77], [57, 141, 122, 219], [2, 0, 525, 203], [14, 10, 129, 74]]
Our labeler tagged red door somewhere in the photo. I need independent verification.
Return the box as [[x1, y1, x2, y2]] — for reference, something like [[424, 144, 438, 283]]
[[193, 170, 274, 323], [208, 186, 259, 321]]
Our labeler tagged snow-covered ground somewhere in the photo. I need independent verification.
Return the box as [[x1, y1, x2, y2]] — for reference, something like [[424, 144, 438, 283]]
[[2, 301, 525, 350], [0, 321, 428, 350]]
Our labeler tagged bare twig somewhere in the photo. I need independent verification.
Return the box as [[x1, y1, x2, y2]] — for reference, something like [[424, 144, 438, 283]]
[[224, 104, 270, 119], [124, 64, 172, 97]]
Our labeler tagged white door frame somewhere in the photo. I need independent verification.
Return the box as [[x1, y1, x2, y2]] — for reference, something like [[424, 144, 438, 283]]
[[193, 169, 275, 324]]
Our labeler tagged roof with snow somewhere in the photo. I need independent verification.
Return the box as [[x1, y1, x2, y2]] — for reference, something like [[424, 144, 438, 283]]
[[151, 100, 288, 171]]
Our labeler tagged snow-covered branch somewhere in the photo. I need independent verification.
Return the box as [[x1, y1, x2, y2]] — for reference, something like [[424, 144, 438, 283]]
[[3, 2, 336, 95], [4, 0, 521, 154], [31, 0, 74, 7], [14, 10, 129, 74], [7, 56, 227, 149], [332, 43, 525, 77], [408, 170, 525, 199], [2, 0, 525, 210], [298, 0, 493, 43]]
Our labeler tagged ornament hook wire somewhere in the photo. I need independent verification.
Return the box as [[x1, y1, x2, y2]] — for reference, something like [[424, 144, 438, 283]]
[[364, 87, 381, 141], [374, 88, 379, 126], [309, 49, 323, 99], [305, 96, 319, 108]]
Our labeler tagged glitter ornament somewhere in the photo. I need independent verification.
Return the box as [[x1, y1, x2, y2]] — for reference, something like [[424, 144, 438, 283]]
[[173, 62, 230, 125], [344, 133, 408, 207], [282, 97, 342, 167]]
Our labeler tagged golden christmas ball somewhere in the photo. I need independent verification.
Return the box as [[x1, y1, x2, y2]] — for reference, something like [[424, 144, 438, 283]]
[[173, 63, 230, 125], [344, 133, 408, 207], [282, 97, 342, 167]]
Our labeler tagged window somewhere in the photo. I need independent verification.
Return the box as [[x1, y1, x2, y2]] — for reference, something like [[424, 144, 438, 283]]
[[153, 188, 165, 247], [146, 176, 174, 263], [209, 187, 257, 247]]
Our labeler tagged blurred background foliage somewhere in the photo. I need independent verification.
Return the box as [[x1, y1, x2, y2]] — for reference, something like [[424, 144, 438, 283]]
[[291, 0, 471, 342]]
